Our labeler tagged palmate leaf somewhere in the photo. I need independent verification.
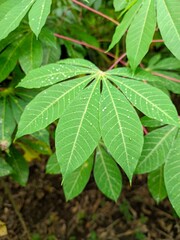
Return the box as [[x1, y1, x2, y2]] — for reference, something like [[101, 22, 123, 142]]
[[108, 75, 179, 126], [108, 0, 142, 51], [100, 80, 143, 180], [157, 0, 180, 60], [94, 145, 122, 201], [29, 0, 52, 37], [126, 0, 156, 70], [17, 59, 97, 88], [136, 125, 178, 174], [16, 75, 95, 138], [63, 155, 93, 201], [148, 166, 167, 204], [55, 82, 101, 177], [19, 32, 43, 73], [0, 0, 35, 41], [164, 132, 180, 217]]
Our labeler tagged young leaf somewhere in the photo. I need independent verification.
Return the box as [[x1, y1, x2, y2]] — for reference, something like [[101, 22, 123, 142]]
[[0, 0, 35, 41], [148, 166, 167, 204], [109, 75, 179, 126], [63, 156, 93, 201], [94, 145, 122, 201], [55, 82, 101, 177], [29, 0, 52, 37], [46, 153, 60, 174], [100, 80, 143, 180], [16, 75, 94, 138], [136, 125, 178, 174], [157, 0, 180, 60], [164, 132, 180, 217], [17, 63, 96, 88], [126, 0, 156, 70], [108, 0, 142, 51], [19, 32, 43, 73], [0, 158, 13, 177], [6, 147, 29, 186]]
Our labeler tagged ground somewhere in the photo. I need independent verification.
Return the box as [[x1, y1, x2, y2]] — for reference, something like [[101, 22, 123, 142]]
[[0, 159, 180, 240]]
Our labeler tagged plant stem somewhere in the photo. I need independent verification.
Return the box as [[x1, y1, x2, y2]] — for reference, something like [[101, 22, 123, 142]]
[[72, 0, 119, 25], [1, 180, 31, 240], [108, 53, 127, 69], [54, 33, 116, 58], [152, 39, 164, 43], [152, 71, 180, 83], [143, 126, 148, 135]]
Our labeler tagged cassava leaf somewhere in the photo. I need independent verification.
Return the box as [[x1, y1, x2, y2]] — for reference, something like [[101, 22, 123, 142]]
[[109, 75, 179, 126], [164, 132, 180, 217], [141, 116, 165, 128], [17, 63, 96, 88], [63, 156, 93, 201], [157, 0, 180, 60], [126, 0, 156, 70], [0, 158, 13, 177], [148, 166, 167, 203], [0, 0, 35, 41], [100, 80, 143, 180], [6, 147, 29, 186], [19, 32, 43, 73], [94, 145, 122, 201], [136, 125, 178, 174], [29, 0, 52, 37], [16, 75, 94, 138], [108, 0, 142, 51], [46, 153, 60, 174], [55, 82, 101, 177]]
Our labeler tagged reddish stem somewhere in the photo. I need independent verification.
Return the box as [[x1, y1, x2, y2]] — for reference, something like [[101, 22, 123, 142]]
[[72, 0, 119, 26], [143, 126, 148, 135], [152, 71, 180, 83], [54, 33, 116, 58], [152, 39, 164, 43], [108, 53, 127, 69]]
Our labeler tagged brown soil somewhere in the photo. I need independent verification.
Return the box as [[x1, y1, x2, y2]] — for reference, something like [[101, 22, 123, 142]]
[[0, 160, 180, 240]]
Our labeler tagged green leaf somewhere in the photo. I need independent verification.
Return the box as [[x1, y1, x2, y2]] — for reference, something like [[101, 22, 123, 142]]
[[164, 132, 180, 217], [0, 0, 35, 41], [148, 166, 167, 203], [6, 147, 29, 186], [136, 125, 177, 174], [63, 156, 93, 200], [16, 75, 94, 138], [9, 96, 27, 123], [108, 67, 161, 83], [110, 75, 179, 126], [126, 0, 156, 70], [157, 0, 180, 60], [0, 98, 16, 151], [100, 80, 143, 180], [0, 0, 16, 22], [46, 153, 60, 174], [151, 58, 180, 71], [108, 0, 142, 51], [0, 157, 13, 177], [19, 32, 43, 74], [17, 62, 96, 88], [58, 58, 99, 70], [39, 28, 61, 64], [29, 0, 52, 37], [94, 145, 122, 201], [141, 116, 165, 128], [56, 82, 101, 177], [113, 0, 127, 11]]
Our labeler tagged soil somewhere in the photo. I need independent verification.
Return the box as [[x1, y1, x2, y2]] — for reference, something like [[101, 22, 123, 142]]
[[0, 159, 180, 240]]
